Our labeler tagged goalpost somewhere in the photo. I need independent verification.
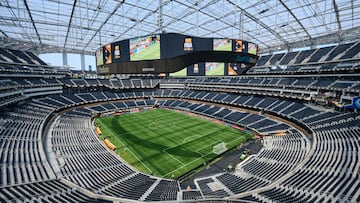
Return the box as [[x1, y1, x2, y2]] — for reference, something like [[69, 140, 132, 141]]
[[213, 142, 227, 155]]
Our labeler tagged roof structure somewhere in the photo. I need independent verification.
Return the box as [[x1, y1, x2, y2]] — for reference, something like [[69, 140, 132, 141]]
[[0, 0, 359, 55]]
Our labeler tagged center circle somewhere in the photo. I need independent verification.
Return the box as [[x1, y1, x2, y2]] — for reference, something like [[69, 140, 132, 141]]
[[148, 119, 176, 129]]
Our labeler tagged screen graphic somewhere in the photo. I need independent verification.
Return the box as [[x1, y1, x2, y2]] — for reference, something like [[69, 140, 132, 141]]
[[96, 33, 259, 75], [170, 67, 187, 77], [213, 39, 231, 51], [96, 48, 104, 66], [206, 62, 224, 76], [248, 43, 257, 55], [104, 44, 112, 64], [130, 35, 160, 61], [184, 37, 193, 51], [114, 45, 121, 59], [228, 63, 239, 75], [235, 40, 243, 52], [193, 64, 199, 73]]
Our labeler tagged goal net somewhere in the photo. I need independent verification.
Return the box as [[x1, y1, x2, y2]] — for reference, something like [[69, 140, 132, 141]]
[[213, 142, 227, 155]]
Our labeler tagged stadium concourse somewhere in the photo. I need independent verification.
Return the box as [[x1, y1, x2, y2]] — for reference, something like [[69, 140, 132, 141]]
[[0, 39, 360, 202]]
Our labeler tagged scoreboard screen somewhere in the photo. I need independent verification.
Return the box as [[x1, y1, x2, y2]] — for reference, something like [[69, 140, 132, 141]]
[[206, 62, 225, 76], [130, 34, 160, 61], [96, 48, 103, 66], [235, 40, 243, 52], [104, 44, 112, 64], [248, 42, 257, 55], [96, 33, 259, 75], [213, 39, 231, 51]]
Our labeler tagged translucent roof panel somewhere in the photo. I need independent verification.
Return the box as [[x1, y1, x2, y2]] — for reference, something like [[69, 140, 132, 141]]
[[0, 0, 359, 54]]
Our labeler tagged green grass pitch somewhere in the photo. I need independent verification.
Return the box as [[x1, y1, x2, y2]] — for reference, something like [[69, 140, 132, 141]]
[[96, 109, 253, 179], [131, 42, 160, 61], [214, 42, 232, 51], [206, 63, 225, 76], [170, 68, 187, 77]]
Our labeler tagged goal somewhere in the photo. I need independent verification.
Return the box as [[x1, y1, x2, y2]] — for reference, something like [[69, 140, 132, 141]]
[[213, 142, 227, 155]]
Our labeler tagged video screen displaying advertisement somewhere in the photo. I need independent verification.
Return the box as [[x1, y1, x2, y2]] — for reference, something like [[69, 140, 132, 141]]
[[96, 48, 104, 66], [130, 34, 160, 61], [235, 40, 244, 52], [228, 63, 240, 75], [248, 42, 257, 55], [114, 45, 121, 59], [104, 44, 112, 64], [111, 40, 130, 62], [187, 63, 205, 76], [193, 64, 199, 73], [184, 37, 193, 51], [205, 62, 224, 76], [213, 39, 231, 51]]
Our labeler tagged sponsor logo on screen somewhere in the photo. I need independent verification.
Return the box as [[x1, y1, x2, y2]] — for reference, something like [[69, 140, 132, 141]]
[[235, 40, 243, 52], [184, 38, 193, 51], [114, 45, 121, 59]]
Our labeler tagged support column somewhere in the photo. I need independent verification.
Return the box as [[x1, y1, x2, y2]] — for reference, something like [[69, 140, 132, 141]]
[[239, 10, 244, 39], [158, 0, 163, 33], [81, 54, 85, 71], [62, 52, 68, 67]]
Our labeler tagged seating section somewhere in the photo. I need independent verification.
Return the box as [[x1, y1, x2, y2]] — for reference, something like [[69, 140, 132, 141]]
[[0, 102, 55, 186], [194, 132, 310, 198], [50, 115, 135, 190], [197, 178, 229, 198], [0, 75, 359, 202], [1, 74, 359, 111], [1, 42, 360, 202], [49, 111, 179, 201], [0, 179, 112, 203], [182, 190, 202, 200], [102, 173, 157, 200], [254, 41, 360, 68], [216, 174, 268, 195], [0, 48, 47, 65], [145, 180, 179, 201], [238, 115, 360, 202], [186, 77, 360, 95]]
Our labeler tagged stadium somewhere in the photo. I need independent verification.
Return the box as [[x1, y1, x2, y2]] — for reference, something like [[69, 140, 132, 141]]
[[0, 0, 359, 203]]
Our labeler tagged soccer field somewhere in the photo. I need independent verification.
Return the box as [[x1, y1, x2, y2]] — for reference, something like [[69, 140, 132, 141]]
[[206, 63, 225, 76], [96, 109, 253, 179], [214, 42, 232, 51], [130, 42, 160, 61]]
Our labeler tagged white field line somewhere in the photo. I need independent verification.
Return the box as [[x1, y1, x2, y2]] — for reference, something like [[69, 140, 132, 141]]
[[148, 121, 176, 130], [184, 132, 240, 155], [163, 151, 213, 178], [227, 134, 248, 145], [100, 122, 153, 174], [182, 134, 204, 144], [101, 113, 247, 178], [195, 139, 225, 155], [162, 133, 248, 177], [162, 149, 186, 166]]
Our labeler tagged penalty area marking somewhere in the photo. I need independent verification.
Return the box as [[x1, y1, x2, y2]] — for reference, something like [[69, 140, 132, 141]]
[[162, 133, 247, 177], [162, 151, 213, 178], [195, 139, 226, 155], [182, 134, 204, 144], [162, 149, 186, 166]]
